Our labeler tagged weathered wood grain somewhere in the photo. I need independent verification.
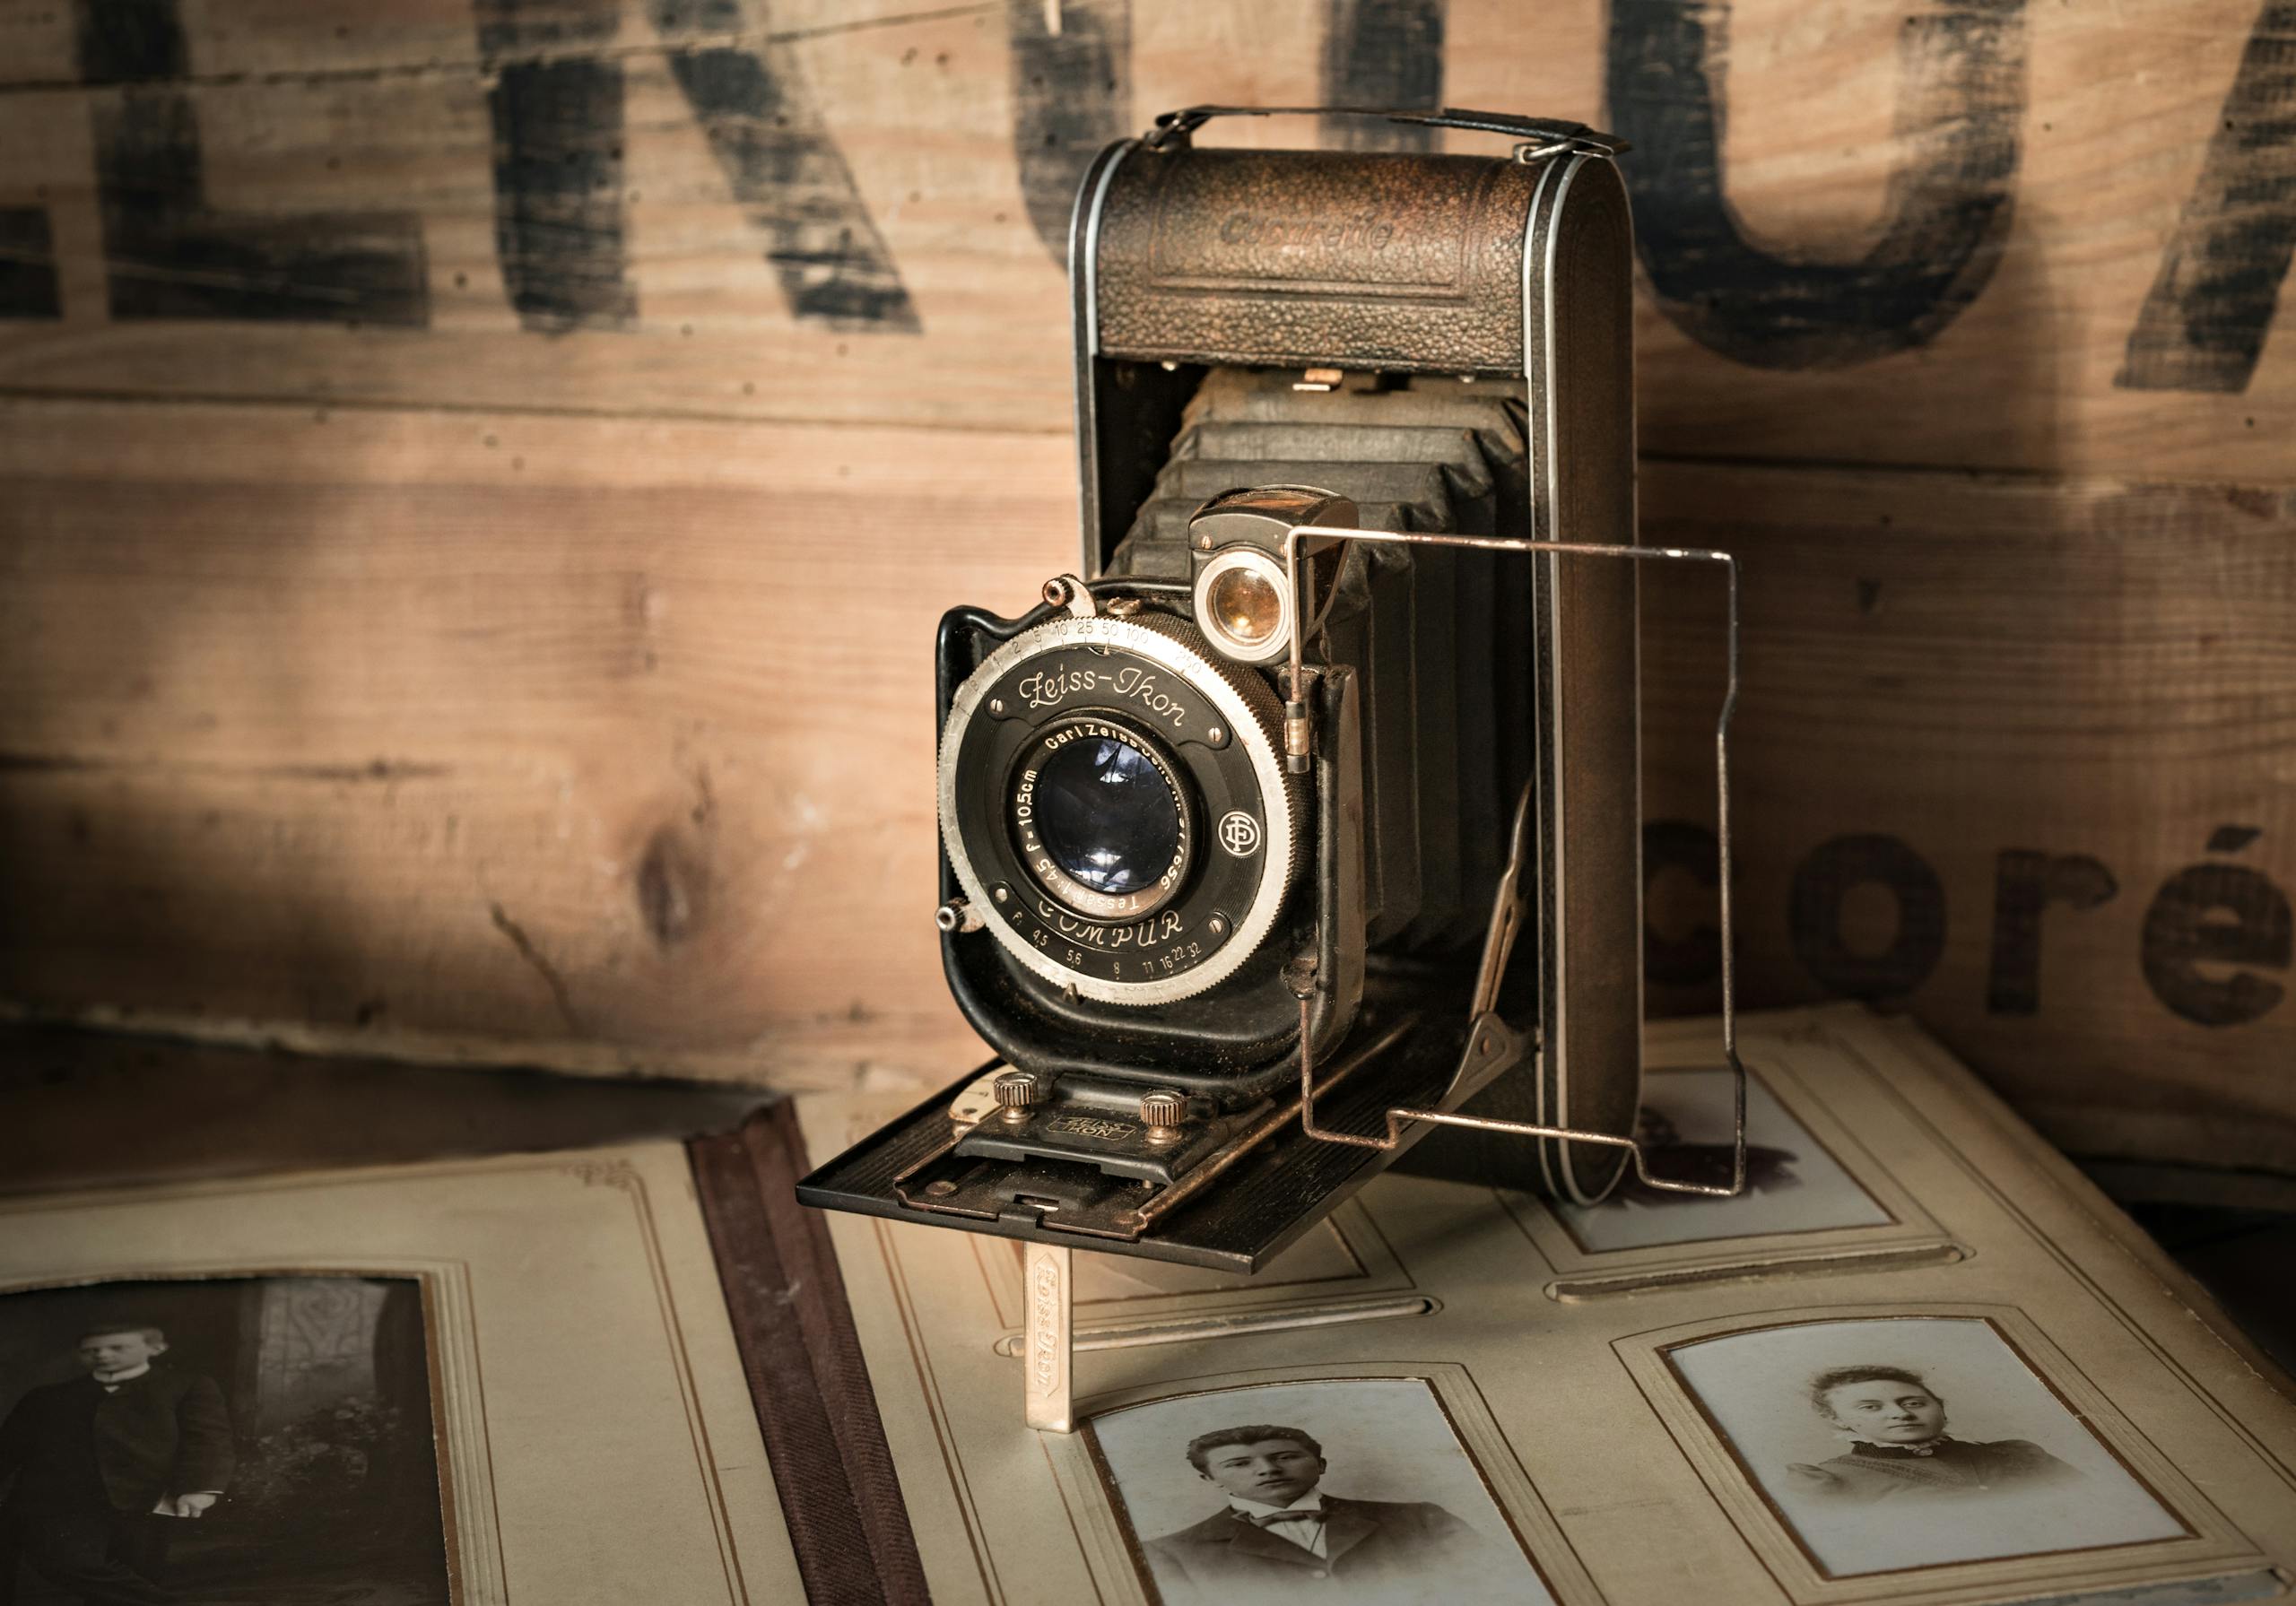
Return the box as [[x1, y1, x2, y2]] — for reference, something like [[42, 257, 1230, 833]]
[[1637, 463, 2296, 1171], [1, 398, 2289, 1168], [0, 0, 2289, 479], [0, 399, 1070, 1085], [1, 0, 2289, 1182]]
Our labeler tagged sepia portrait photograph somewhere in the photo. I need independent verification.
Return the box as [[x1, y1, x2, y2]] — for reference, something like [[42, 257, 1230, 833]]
[[0, 1276, 450, 1606], [1665, 1316, 2188, 1577], [1558, 1066, 1890, 1252], [1085, 1376, 1552, 1606]]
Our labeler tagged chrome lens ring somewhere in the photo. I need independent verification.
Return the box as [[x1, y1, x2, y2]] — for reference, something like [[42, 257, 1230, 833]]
[[938, 612, 1300, 1006]]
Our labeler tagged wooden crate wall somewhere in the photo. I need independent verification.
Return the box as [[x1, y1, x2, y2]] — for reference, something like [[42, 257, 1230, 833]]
[[0, 0, 2290, 1173]]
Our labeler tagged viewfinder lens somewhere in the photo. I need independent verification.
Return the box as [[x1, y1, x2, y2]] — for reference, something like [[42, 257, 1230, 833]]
[[1207, 566, 1283, 647]]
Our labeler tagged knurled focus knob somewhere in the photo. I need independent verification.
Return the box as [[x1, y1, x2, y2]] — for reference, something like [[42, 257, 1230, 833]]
[[994, 1070, 1048, 1123], [1139, 1089, 1186, 1127], [1140, 1089, 1187, 1144]]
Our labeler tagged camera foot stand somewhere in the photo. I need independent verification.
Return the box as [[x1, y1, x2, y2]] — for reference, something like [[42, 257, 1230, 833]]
[[1022, 1241, 1075, 1432]]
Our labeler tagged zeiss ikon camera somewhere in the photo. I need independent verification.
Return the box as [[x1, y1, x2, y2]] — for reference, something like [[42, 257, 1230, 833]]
[[801, 108, 1742, 1277]]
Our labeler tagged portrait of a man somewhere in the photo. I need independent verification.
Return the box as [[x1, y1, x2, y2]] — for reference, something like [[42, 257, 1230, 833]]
[[0, 1322, 232, 1606], [1789, 1365, 2083, 1503], [1091, 1377, 1557, 1606], [1144, 1422, 1492, 1595], [0, 1276, 450, 1606], [1664, 1316, 2188, 1577]]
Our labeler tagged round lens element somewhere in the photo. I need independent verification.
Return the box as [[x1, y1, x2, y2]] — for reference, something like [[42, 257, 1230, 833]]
[[1034, 734, 1182, 897], [1193, 547, 1294, 665], [1207, 566, 1284, 646]]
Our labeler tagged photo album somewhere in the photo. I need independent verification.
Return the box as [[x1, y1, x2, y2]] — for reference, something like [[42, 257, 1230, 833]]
[[2, 1006, 2291, 1604], [808, 1005, 2296, 1606], [0, 1146, 805, 1605]]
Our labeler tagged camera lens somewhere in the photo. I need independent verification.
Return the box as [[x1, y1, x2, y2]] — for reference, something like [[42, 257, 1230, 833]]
[[1034, 733, 1182, 896], [943, 611, 1300, 1001]]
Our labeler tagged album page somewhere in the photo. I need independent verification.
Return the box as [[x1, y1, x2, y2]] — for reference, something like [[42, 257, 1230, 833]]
[[0, 1144, 804, 1606], [806, 1004, 2296, 1606]]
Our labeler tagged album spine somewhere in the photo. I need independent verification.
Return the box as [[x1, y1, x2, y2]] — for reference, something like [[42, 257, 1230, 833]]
[[689, 1103, 927, 1605]]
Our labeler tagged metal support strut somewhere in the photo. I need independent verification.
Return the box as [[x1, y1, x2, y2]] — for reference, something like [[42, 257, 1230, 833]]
[[1282, 524, 1750, 1200]]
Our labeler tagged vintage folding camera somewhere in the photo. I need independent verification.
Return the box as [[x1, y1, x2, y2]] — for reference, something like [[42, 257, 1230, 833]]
[[801, 108, 1742, 1295]]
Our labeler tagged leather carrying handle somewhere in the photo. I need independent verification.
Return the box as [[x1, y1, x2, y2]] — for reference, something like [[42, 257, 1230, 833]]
[[1144, 104, 1627, 157]]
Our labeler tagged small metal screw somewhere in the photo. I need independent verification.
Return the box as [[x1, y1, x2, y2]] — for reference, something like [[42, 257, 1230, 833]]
[[989, 697, 1004, 715], [924, 1179, 958, 1197], [1196, 533, 1213, 550], [1206, 725, 1225, 744], [1208, 916, 1229, 938], [992, 885, 1011, 904]]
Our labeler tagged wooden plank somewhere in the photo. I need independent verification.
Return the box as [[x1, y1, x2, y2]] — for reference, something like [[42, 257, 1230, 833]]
[[0, 398, 1075, 1085], [0, 0, 2290, 479], [0, 1020, 768, 1196], [0, 397, 2290, 1170], [1638, 464, 2296, 1172]]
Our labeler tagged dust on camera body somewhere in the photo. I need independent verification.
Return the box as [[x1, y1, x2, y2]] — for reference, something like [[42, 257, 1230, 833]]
[[802, 107, 1741, 1272]]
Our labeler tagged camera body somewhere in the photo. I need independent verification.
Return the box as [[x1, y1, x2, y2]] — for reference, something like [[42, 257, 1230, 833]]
[[804, 109, 1651, 1269]]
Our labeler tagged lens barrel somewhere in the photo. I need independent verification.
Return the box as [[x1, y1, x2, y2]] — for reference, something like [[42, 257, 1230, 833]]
[[936, 610, 1301, 1007], [1011, 715, 1194, 921]]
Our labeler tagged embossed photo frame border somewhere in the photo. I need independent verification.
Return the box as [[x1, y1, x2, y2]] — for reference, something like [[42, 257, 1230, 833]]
[[1501, 1020, 1963, 1296], [1040, 1360, 1611, 1606], [0, 1150, 786, 1606], [972, 1198, 1424, 1354], [1614, 1303, 2265, 1606]]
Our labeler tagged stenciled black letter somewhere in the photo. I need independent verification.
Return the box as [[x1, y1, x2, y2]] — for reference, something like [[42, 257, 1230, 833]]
[[83, 0, 427, 325], [1606, 0, 2026, 369]]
